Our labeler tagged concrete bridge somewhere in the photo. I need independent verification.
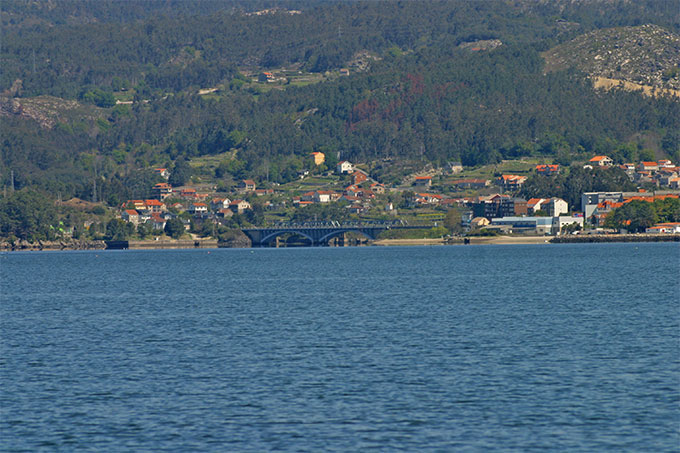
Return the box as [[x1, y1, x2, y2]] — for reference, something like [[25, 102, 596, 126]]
[[242, 221, 427, 247]]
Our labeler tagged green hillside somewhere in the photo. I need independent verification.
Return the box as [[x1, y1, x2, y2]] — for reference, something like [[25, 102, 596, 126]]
[[1, 0, 679, 204]]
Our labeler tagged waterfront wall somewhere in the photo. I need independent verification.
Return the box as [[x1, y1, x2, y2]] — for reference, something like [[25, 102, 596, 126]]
[[551, 234, 680, 243]]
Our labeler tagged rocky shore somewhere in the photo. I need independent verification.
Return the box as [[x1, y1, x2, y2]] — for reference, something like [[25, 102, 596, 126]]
[[551, 234, 679, 243], [0, 239, 106, 251]]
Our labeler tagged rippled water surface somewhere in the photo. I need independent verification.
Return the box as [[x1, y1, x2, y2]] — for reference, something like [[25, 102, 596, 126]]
[[1, 243, 679, 451]]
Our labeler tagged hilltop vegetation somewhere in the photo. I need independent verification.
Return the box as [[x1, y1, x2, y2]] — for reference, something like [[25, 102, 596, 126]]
[[1, 0, 679, 204], [543, 24, 680, 91]]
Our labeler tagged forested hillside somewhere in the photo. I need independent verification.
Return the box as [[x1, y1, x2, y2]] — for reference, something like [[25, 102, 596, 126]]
[[1, 0, 679, 204]]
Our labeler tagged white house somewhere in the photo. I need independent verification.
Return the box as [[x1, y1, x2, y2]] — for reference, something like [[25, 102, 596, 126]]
[[229, 200, 251, 213], [188, 202, 208, 215], [337, 161, 354, 174], [448, 162, 463, 174], [589, 155, 613, 167], [210, 197, 231, 211], [646, 222, 680, 234], [546, 198, 568, 216], [552, 216, 584, 234], [313, 190, 337, 203]]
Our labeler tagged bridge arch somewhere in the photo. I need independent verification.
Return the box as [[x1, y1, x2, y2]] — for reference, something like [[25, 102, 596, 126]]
[[318, 229, 377, 244], [260, 230, 315, 245]]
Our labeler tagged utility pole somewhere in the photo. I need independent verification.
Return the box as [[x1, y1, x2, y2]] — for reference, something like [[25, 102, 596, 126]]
[[10, 170, 14, 192], [92, 160, 98, 203]]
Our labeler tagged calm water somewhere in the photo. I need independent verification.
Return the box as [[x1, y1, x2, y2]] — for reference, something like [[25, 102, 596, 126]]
[[1, 243, 679, 452]]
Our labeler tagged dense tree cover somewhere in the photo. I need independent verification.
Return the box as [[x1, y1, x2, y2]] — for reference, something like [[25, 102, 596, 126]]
[[604, 198, 680, 232], [1, 1, 679, 208], [3, 0, 677, 97], [0, 189, 60, 242]]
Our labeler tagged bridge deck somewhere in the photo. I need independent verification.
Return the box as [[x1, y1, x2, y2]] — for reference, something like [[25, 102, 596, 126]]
[[242, 224, 431, 246]]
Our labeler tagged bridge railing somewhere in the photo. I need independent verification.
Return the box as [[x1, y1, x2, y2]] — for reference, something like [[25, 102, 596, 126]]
[[244, 220, 435, 230]]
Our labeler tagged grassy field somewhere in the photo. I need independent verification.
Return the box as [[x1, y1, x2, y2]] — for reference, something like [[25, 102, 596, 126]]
[[444, 158, 546, 183]]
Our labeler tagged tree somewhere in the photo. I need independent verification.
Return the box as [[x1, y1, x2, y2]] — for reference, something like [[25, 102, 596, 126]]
[[137, 221, 154, 239], [164, 217, 186, 239], [105, 218, 133, 240], [604, 200, 659, 233], [169, 158, 192, 186], [0, 189, 59, 242], [444, 208, 462, 234]]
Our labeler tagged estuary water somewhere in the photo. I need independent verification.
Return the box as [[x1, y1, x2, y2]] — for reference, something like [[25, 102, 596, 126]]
[[1, 243, 678, 451]]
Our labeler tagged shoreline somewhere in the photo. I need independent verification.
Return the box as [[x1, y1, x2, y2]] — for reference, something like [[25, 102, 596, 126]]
[[2, 234, 678, 252]]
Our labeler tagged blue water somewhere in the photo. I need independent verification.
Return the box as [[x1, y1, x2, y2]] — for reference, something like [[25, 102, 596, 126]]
[[1, 243, 679, 451]]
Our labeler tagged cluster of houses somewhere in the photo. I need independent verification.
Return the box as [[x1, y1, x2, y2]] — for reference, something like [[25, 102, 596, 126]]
[[113, 155, 680, 237], [293, 165, 386, 214], [121, 180, 257, 232], [447, 174, 528, 192], [459, 194, 582, 235], [586, 155, 680, 188]]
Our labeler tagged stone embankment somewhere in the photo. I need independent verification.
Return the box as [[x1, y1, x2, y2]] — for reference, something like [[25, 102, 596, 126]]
[[0, 239, 106, 251], [551, 234, 679, 243]]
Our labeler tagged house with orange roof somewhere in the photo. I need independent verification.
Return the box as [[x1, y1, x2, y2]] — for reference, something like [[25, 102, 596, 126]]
[[339, 194, 361, 203], [536, 164, 560, 176], [415, 193, 442, 204], [344, 185, 363, 198], [526, 198, 547, 214], [351, 169, 369, 185], [126, 200, 146, 210], [150, 212, 167, 230], [144, 199, 166, 213], [637, 161, 659, 172], [210, 197, 231, 211], [300, 191, 316, 202], [153, 168, 170, 179], [414, 176, 432, 187], [229, 200, 251, 213], [589, 155, 613, 167], [153, 182, 173, 200], [179, 188, 198, 199], [497, 174, 527, 191], [188, 202, 208, 215], [370, 183, 385, 194], [259, 72, 275, 82], [121, 209, 140, 225], [238, 180, 256, 192], [645, 222, 680, 234]]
